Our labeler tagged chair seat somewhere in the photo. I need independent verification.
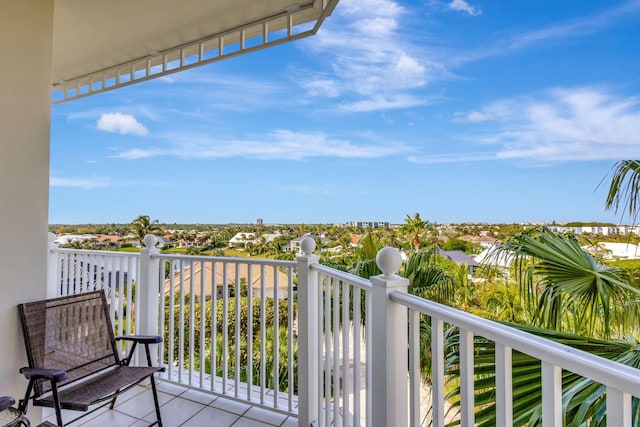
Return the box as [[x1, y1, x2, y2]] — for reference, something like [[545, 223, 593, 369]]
[[34, 366, 162, 411]]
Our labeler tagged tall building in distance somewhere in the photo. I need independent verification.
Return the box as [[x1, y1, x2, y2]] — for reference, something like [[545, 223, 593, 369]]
[[257, 218, 264, 225], [347, 221, 390, 229]]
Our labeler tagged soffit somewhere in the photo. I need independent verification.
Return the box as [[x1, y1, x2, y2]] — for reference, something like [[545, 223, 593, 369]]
[[52, 0, 338, 102]]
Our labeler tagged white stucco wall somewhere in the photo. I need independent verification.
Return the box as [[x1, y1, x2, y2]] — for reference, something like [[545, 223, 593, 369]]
[[0, 0, 53, 408]]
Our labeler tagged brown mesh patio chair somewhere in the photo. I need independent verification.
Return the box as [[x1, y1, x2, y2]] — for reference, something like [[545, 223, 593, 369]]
[[18, 291, 164, 426]]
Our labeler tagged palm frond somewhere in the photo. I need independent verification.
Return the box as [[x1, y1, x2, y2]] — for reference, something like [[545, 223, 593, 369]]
[[445, 323, 640, 426], [489, 226, 637, 338], [601, 160, 640, 224], [403, 249, 456, 304], [359, 233, 381, 260]]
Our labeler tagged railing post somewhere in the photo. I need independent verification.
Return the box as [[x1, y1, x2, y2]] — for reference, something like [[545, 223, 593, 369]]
[[297, 237, 320, 427], [138, 234, 161, 365], [46, 232, 59, 298], [371, 247, 409, 427]]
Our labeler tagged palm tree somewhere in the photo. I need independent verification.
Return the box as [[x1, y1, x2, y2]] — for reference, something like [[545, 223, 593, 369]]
[[453, 262, 474, 310], [489, 226, 637, 339], [444, 165, 640, 425], [479, 283, 529, 323], [602, 160, 640, 224], [403, 248, 455, 304], [402, 212, 427, 251], [401, 249, 458, 381], [446, 226, 640, 425], [445, 323, 640, 426], [350, 233, 382, 278], [131, 215, 162, 245]]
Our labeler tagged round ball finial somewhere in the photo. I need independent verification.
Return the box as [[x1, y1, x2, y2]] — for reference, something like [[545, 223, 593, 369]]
[[300, 236, 316, 255], [47, 232, 57, 244], [376, 247, 402, 278], [143, 234, 159, 248]]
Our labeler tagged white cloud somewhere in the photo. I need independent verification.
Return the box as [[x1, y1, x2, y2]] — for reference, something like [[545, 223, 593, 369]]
[[415, 87, 640, 164], [338, 94, 427, 112], [96, 112, 149, 136], [50, 176, 111, 189], [448, 0, 481, 16], [454, 1, 640, 64], [298, 0, 445, 112], [113, 148, 154, 160], [303, 79, 341, 97], [453, 102, 511, 123], [114, 129, 412, 160], [409, 152, 497, 164]]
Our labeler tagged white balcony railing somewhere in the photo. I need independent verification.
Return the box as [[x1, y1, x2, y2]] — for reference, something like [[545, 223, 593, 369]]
[[156, 251, 298, 413], [47, 235, 640, 427]]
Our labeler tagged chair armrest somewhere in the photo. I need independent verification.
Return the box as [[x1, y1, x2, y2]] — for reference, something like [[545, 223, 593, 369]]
[[0, 396, 15, 411], [20, 367, 68, 383], [115, 335, 162, 344]]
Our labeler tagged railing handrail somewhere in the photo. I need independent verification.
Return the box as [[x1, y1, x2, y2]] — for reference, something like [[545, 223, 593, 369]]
[[51, 248, 298, 268], [390, 290, 640, 397], [152, 252, 297, 268], [51, 247, 141, 258], [310, 263, 373, 291]]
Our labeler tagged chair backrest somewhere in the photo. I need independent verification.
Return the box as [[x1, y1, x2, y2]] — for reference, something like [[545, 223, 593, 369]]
[[18, 291, 119, 396]]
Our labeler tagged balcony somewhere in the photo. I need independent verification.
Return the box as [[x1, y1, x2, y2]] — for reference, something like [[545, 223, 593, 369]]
[[38, 235, 640, 426], [42, 382, 298, 426]]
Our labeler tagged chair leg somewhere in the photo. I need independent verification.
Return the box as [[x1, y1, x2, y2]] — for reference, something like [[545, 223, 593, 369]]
[[108, 391, 120, 410], [149, 376, 162, 427], [50, 383, 64, 427]]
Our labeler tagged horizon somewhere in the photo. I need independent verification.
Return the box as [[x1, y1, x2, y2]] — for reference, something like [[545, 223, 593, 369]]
[[49, 0, 640, 225], [48, 220, 636, 227]]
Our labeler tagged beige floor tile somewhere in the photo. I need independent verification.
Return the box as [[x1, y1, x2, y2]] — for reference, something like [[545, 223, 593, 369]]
[[210, 397, 251, 415], [280, 417, 298, 427], [243, 407, 287, 426], [115, 389, 174, 419], [143, 395, 205, 426], [181, 388, 218, 405], [230, 418, 274, 427], [181, 406, 240, 427], [76, 409, 138, 427]]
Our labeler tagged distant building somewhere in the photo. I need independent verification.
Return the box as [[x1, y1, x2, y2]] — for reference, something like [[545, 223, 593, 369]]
[[474, 246, 516, 276], [437, 249, 478, 274], [549, 225, 640, 236], [257, 218, 263, 225], [228, 232, 281, 248], [346, 221, 390, 229], [459, 235, 499, 249], [54, 234, 97, 245], [586, 242, 640, 260], [94, 235, 121, 248], [286, 234, 331, 254], [228, 232, 257, 247]]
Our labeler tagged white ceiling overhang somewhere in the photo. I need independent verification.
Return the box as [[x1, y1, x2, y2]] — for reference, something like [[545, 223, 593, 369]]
[[52, 0, 339, 103]]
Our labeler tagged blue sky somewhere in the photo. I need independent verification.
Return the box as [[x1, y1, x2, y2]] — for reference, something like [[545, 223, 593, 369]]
[[49, 0, 640, 225]]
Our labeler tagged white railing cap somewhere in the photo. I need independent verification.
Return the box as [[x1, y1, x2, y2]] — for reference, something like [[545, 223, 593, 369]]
[[143, 234, 159, 248], [376, 247, 402, 278], [301, 236, 316, 254]]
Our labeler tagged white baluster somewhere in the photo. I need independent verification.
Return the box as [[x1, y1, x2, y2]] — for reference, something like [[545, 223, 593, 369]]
[[297, 237, 320, 427]]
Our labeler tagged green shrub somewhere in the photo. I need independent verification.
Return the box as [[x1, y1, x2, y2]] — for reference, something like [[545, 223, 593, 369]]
[[162, 295, 295, 392]]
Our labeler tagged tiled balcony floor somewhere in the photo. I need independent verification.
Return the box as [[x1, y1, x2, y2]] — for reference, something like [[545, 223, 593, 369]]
[[42, 381, 298, 427]]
